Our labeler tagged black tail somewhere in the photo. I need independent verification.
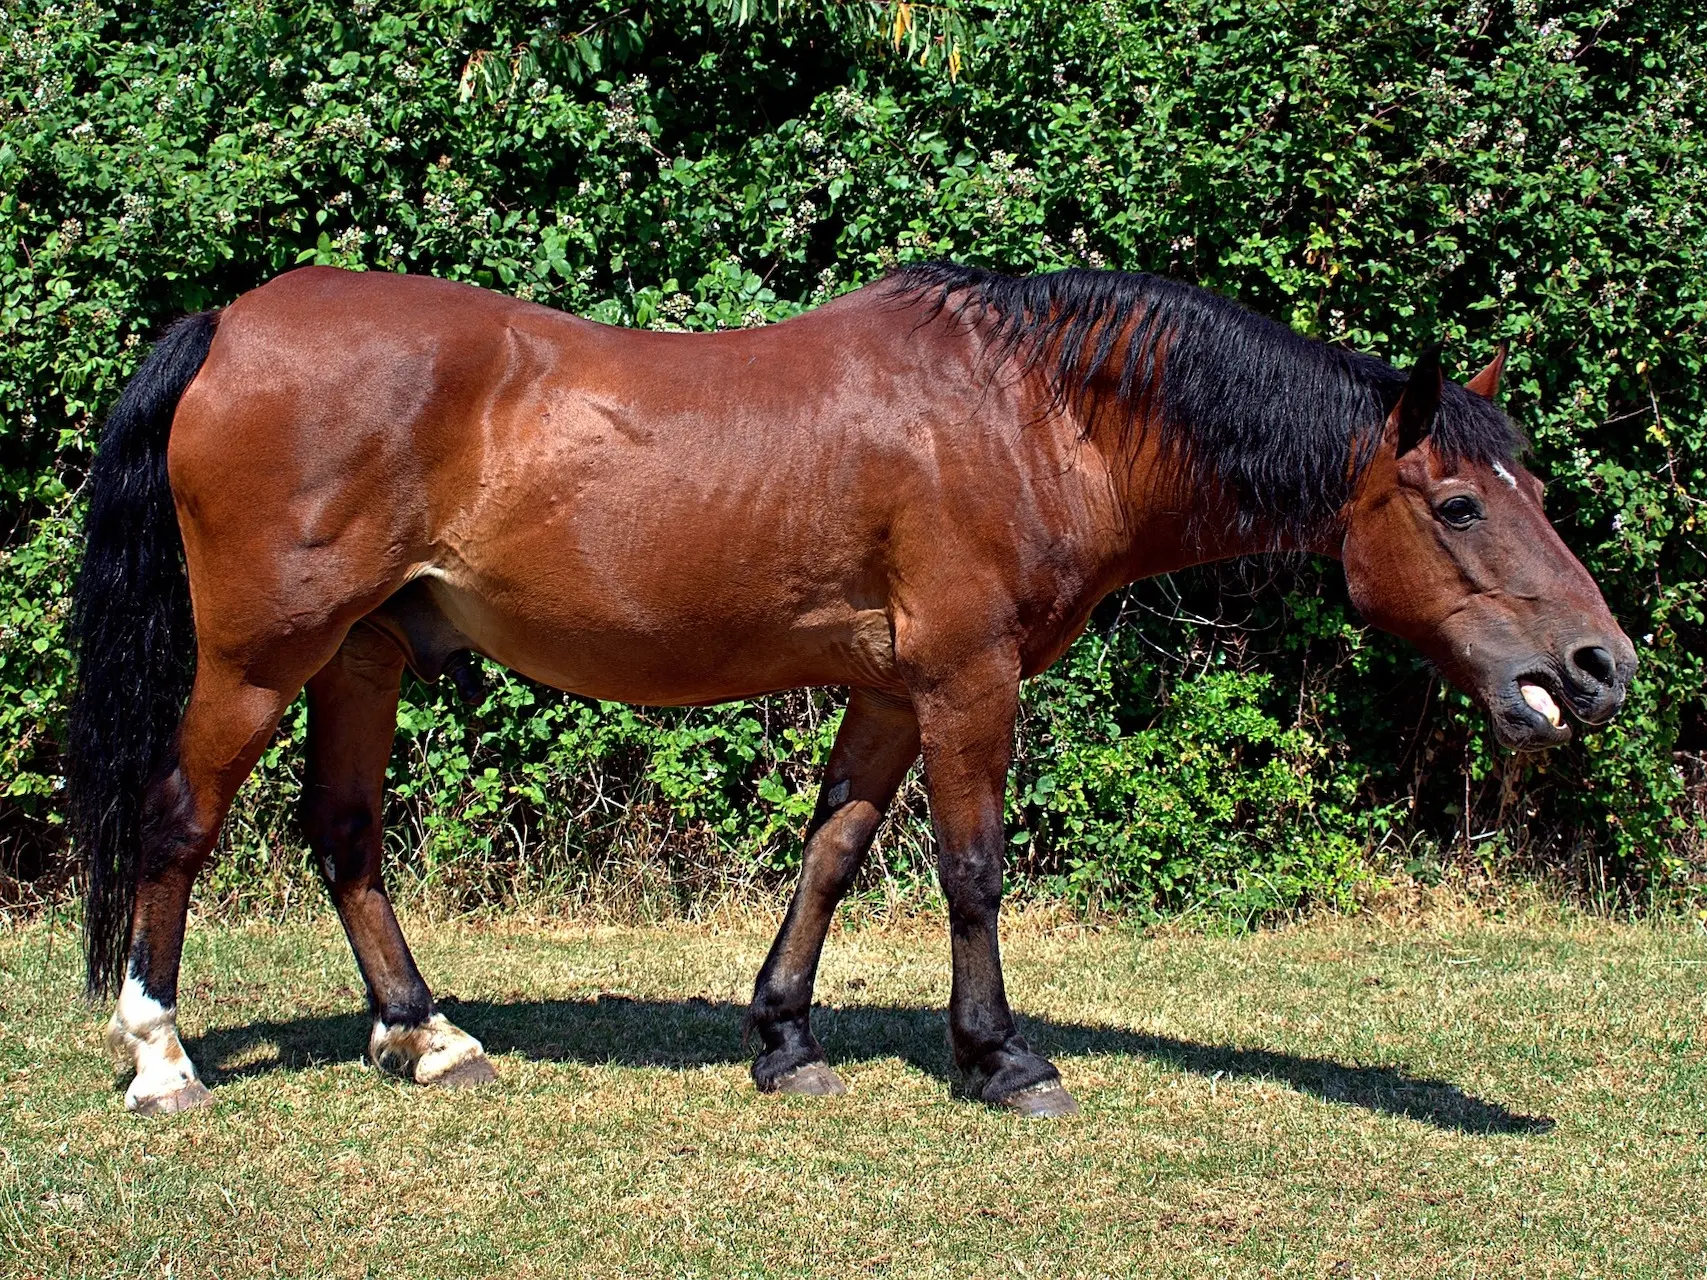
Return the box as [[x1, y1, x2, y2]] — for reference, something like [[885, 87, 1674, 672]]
[[68, 312, 218, 998]]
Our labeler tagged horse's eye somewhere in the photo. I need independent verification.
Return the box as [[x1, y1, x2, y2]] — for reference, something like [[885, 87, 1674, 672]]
[[1437, 495, 1484, 528]]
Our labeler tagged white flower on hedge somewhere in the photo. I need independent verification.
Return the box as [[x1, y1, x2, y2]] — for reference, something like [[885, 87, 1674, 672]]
[[117, 191, 153, 232], [315, 112, 371, 143], [604, 76, 652, 149], [778, 199, 817, 242]]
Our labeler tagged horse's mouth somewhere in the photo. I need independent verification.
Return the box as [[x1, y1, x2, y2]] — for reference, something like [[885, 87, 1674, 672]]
[[1490, 672, 1574, 748]]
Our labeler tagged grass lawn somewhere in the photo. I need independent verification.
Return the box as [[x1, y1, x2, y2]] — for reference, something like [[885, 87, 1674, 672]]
[[2, 908, 1704, 1277]]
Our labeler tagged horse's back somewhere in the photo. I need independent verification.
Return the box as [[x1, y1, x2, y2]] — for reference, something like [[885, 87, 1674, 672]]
[[175, 265, 942, 481]]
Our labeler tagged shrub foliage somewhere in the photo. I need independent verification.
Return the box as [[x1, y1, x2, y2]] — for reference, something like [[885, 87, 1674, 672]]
[[2, 0, 1702, 914]]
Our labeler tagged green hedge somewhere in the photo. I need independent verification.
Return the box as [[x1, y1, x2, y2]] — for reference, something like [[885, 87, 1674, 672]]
[[2, 0, 1703, 916]]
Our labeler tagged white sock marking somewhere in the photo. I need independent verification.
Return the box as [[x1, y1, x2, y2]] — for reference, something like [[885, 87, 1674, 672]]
[[108, 972, 202, 1111]]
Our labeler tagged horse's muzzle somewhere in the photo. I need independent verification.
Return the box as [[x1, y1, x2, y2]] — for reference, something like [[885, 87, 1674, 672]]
[[1486, 632, 1636, 750]]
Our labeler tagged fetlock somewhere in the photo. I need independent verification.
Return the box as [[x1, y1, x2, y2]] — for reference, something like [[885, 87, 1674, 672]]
[[749, 1015, 829, 1091], [958, 1034, 1062, 1106]]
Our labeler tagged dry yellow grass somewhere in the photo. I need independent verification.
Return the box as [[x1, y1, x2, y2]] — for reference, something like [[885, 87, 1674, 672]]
[[2, 909, 1704, 1277]]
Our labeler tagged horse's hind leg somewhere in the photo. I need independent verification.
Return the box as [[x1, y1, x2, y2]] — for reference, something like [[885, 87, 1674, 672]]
[[107, 659, 311, 1114], [747, 689, 920, 1095], [302, 625, 494, 1088]]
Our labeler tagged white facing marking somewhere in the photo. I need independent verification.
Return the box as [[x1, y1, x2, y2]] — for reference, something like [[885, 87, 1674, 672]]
[[107, 971, 202, 1111], [1491, 461, 1519, 489]]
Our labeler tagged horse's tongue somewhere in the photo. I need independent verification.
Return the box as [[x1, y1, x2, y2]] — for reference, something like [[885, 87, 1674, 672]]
[[1520, 682, 1562, 727]]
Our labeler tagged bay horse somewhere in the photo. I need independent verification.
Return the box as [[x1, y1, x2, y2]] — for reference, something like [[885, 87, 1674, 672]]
[[69, 263, 1634, 1118]]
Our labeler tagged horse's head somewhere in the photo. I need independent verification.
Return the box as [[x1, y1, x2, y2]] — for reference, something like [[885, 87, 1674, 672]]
[[1340, 346, 1636, 749]]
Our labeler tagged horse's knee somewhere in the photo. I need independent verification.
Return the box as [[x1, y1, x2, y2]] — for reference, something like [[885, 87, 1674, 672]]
[[812, 829, 870, 897], [938, 843, 1004, 919]]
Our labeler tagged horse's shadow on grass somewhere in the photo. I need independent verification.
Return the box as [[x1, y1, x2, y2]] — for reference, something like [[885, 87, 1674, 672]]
[[186, 995, 1555, 1135]]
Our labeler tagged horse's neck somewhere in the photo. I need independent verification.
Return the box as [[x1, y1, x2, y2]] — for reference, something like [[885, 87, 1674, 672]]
[[1090, 413, 1344, 585]]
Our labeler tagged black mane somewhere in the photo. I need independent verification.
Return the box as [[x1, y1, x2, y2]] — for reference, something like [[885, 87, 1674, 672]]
[[887, 263, 1525, 544]]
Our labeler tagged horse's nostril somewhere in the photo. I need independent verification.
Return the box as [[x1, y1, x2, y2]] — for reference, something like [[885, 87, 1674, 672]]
[[1572, 644, 1618, 688]]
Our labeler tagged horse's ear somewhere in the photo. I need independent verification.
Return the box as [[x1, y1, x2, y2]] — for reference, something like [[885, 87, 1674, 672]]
[[1465, 342, 1507, 400], [1393, 343, 1444, 456]]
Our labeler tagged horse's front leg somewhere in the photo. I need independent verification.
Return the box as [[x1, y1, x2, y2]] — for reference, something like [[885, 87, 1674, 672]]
[[747, 689, 920, 1095], [910, 652, 1079, 1117]]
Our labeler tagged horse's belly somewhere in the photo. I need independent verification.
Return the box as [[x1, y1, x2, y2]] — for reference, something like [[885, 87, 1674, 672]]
[[418, 572, 902, 705]]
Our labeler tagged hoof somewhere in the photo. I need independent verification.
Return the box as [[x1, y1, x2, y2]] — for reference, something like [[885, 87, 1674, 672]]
[[428, 1055, 498, 1089], [771, 1063, 848, 1097], [129, 1079, 213, 1117], [371, 1013, 491, 1087], [996, 1081, 1080, 1118]]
